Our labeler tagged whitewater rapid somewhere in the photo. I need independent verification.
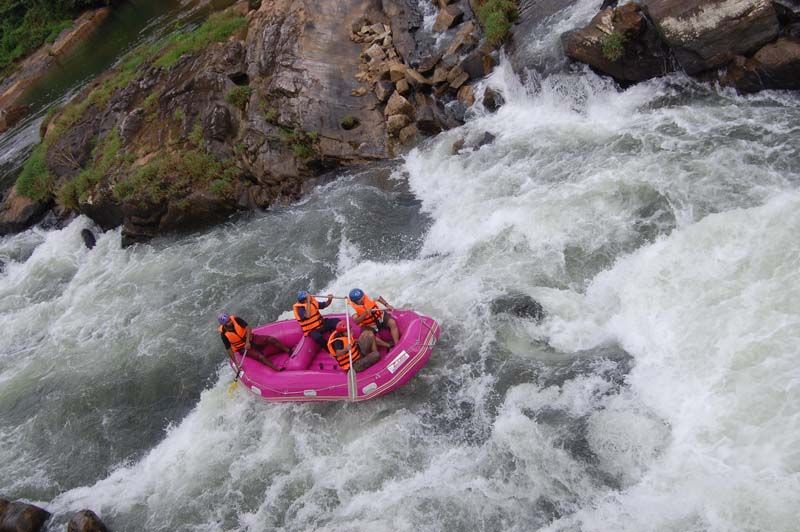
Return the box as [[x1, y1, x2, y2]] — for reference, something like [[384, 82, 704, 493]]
[[2, 17, 800, 532]]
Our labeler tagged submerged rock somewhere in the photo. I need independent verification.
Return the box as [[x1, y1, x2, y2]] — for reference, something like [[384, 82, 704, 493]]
[[67, 509, 109, 532], [81, 228, 97, 250], [490, 293, 546, 322], [0, 498, 50, 532]]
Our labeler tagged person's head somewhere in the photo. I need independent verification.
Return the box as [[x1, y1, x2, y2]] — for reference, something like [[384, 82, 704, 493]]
[[349, 288, 364, 303], [217, 312, 230, 326], [335, 320, 348, 334], [297, 290, 308, 302]]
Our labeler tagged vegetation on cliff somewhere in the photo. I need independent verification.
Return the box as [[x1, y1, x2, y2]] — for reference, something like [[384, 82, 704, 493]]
[[16, 10, 247, 211], [0, 0, 111, 75], [475, 0, 519, 46]]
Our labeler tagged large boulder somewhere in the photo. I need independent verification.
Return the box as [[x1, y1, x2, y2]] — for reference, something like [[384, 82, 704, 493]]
[[643, 0, 780, 74], [0, 186, 51, 236], [562, 3, 673, 83], [722, 37, 800, 92], [0, 499, 50, 532], [490, 292, 545, 322]]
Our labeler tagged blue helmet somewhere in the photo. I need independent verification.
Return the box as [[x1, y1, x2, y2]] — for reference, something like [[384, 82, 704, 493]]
[[217, 312, 230, 325], [297, 290, 308, 302], [349, 288, 364, 302]]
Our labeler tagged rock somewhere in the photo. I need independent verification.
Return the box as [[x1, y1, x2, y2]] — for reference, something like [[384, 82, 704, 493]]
[[432, 65, 449, 84], [398, 123, 418, 143], [386, 113, 412, 134], [415, 104, 443, 134], [457, 84, 475, 106], [451, 137, 465, 154], [363, 42, 387, 62], [445, 20, 479, 56], [562, 4, 674, 83], [395, 78, 411, 95], [404, 66, 431, 89], [490, 292, 545, 322], [0, 499, 50, 532], [384, 91, 415, 117], [46, 109, 102, 180], [388, 61, 407, 82], [0, 186, 51, 236], [205, 104, 234, 141], [460, 49, 497, 79], [0, 104, 31, 134], [374, 80, 394, 102], [433, 5, 464, 32], [444, 100, 467, 124], [416, 52, 443, 74], [119, 108, 145, 144], [448, 68, 470, 89], [601, 0, 619, 8], [475, 131, 496, 149], [80, 229, 97, 250], [482, 87, 504, 111], [643, 0, 780, 74], [67, 510, 109, 532], [722, 37, 800, 92], [382, 0, 423, 62]]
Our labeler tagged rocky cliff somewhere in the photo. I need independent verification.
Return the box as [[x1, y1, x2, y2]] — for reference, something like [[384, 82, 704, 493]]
[[1, 0, 502, 244]]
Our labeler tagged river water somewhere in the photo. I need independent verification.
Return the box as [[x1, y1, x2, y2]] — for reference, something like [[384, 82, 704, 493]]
[[1, 1, 800, 531]]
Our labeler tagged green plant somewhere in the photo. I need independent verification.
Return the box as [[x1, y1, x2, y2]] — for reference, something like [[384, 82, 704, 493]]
[[225, 85, 252, 110], [153, 11, 247, 69], [16, 143, 53, 202], [56, 129, 122, 209], [277, 126, 317, 160], [261, 104, 279, 123], [142, 91, 159, 112], [601, 31, 626, 62], [172, 108, 186, 123], [340, 116, 359, 130], [188, 121, 204, 146], [476, 0, 518, 46]]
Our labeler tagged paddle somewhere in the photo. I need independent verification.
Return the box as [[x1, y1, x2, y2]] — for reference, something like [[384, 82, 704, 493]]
[[345, 297, 357, 401], [226, 348, 249, 395]]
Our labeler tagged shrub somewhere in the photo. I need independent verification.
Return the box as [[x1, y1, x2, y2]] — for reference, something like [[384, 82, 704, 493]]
[[225, 85, 252, 110], [476, 0, 518, 46], [601, 31, 626, 62], [340, 116, 359, 130], [16, 143, 54, 202], [153, 11, 247, 69]]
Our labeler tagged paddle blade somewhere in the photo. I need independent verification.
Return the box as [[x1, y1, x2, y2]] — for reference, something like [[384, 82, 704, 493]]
[[226, 379, 239, 396], [347, 368, 357, 401]]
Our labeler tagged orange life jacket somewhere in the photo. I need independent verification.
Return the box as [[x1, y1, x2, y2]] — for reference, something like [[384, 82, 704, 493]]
[[326, 331, 362, 371], [349, 294, 382, 328], [219, 315, 248, 352], [293, 296, 323, 335]]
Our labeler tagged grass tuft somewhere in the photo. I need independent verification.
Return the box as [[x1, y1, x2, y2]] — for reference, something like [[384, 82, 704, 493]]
[[153, 11, 246, 69], [476, 0, 518, 47]]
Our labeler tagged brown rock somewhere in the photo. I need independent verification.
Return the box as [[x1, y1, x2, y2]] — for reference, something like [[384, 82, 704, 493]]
[[231, 0, 251, 16], [0, 104, 31, 134], [398, 123, 419, 144], [351, 86, 369, 96], [415, 104, 443, 134], [404, 67, 432, 88], [446, 20, 479, 56], [384, 91, 415, 117], [562, 4, 674, 83], [363, 43, 386, 63], [433, 5, 464, 32], [644, 0, 779, 74], [447, 66, 469, 88], [386, 113, 412, 135], [458, 84, 475, 106], [374, 80, 394, 102], [396, 78, 411, 95], [723, 38, 800, 92], [482, 87, 504, 111], [417, 52, 443, 74], [460, 49, 497, 80], [0, 499, 50, 532], [67, 510, 109, 532], [388, 61, 407, 82], [432, 66, 449, 84], [451, 137, 465, 154]]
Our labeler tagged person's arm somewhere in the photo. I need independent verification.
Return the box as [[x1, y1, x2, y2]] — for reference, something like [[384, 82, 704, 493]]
[[244, 326, 253, 351], [318, 294, 334, 310], [377, 296, 394, 310]]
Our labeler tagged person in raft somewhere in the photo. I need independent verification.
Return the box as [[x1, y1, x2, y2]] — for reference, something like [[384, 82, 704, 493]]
[[293, 291, 338, 347], [347, 288, 399, 348], [218, 313, 290, 371], [327, 320, 380, 373]]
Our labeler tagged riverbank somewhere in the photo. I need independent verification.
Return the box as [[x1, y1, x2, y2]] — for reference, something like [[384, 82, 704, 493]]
[[0, 6, 113, 134]]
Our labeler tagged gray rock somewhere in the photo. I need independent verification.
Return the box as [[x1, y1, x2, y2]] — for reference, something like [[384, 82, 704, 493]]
[[722, 37, 800, 92], [0, 498, 50, 532], [490, 292, 545, 322], [643, 0, 780, 74], [205, 104, 234, 141], [67, 509, 109, 532]]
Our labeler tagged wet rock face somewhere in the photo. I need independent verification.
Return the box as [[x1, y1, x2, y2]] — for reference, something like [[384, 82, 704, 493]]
[[0, 498, 50, 532], [562, 3, 674, 83], [643, 0, 780, 74], [0, 186, 52, 236]]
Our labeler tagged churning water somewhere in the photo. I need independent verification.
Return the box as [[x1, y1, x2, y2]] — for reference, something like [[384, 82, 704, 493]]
[[2, 3, 800, 531]]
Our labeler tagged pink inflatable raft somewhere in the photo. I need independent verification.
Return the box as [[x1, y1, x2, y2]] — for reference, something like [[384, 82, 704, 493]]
[[230, 310, 440, 402]]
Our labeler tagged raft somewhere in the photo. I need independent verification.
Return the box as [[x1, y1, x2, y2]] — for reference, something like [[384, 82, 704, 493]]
[[231, 310, 440, 402]]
